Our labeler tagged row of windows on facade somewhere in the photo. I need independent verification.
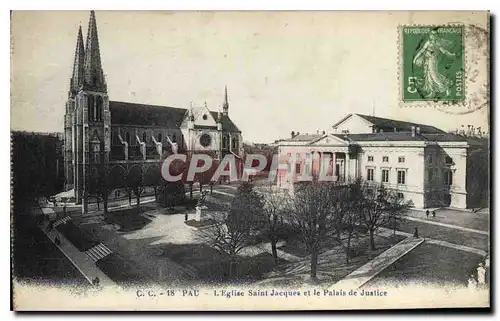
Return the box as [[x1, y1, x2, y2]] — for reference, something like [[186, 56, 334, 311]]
[[111, 132, 238, 149], [367, 155, 405, 163], [367, 155, 453, 165], [366, 168, 453, 186], [366, 168, 407, 185]]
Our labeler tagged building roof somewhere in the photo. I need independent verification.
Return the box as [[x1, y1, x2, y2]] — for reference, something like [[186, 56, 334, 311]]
[[283, 133, 323, 142], [209, 111, 241, 133], [109, 101, 241, 132], [339, 132, 467, 142], [109, 101, 187, 127], [333, 113, 445, 134]]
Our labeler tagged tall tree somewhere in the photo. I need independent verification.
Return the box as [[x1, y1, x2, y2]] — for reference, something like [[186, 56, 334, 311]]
[[288, 182, 336, 280], [384, 190, 413, 236], [198, 182, 264, 278], [260, 184, 291, 263], [330, 180, 363, 263], [359, 183, 412, 250]]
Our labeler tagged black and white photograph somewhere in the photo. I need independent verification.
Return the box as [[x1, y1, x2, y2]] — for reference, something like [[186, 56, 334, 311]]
[[10, 10, 490, 310]]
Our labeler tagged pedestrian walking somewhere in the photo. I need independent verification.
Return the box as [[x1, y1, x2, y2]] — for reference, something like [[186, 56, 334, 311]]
[[477, 263, 486, 285], [413, 227, 419, 238], [426, 210, 429, 218], [468, 274, 477, 290], [432, 210, 436, 218]]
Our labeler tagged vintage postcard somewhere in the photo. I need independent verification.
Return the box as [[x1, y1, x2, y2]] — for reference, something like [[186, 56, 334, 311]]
[[11, 11, 490, 311]]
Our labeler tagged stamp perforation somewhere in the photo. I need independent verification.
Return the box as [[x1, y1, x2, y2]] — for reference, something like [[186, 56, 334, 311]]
[[398, 23, 469, 109]]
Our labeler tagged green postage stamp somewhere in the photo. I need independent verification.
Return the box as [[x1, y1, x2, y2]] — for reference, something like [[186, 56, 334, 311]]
[[401, 25, 465, 102]]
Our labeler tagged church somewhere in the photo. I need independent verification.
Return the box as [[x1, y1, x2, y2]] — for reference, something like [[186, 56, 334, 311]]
[[63, 11, 243, 213]]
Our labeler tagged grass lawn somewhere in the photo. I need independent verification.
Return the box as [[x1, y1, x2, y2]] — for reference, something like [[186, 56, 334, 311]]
[[95, 253, 151, 287], [159, 243, 287, 284], [104, 207, 152, 232], [396, 219, 489, 251], [55, 221, 99, 252], [264, 233, 406, 287], [185, 219, 216, 228], [366, 243, 484, 287]]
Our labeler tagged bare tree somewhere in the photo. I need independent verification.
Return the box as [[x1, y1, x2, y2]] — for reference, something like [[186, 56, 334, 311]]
[[288, 182, 336, 280], [330, 181, 363, 263], [359, 182, 412, 250], [197, 211, 251, 278], [260, 184, 291, 263], [198, 182, 264, 278], [384, 190, 413, 236], [127, 166, 144, 210]]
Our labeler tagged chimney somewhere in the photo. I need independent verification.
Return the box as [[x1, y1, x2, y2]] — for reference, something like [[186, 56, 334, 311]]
[[416, 127, 421, 135], [411, 126, 416, 137]]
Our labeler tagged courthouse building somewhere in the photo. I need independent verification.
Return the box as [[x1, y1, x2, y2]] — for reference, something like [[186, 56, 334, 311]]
[[63, 11, 242, 212], [276, 113, 482, 209]]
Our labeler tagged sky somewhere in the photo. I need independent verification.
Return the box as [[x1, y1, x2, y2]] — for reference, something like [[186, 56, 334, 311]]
[[10, 11, 489, 143]]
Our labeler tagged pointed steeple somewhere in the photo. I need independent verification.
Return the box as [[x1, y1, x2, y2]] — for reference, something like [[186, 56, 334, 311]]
[[83, 10, 107, 92], [69, 25, 85, 97], [222, 86, 229, 116]]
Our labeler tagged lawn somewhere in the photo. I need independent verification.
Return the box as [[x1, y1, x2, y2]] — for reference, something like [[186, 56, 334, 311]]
[[95, 253, 151, 287], [159, 243, 287, 284], [104, 207, 152, 232], [396, 219, 489, 251], [365, 243, 484, 287], [55, 221, 99, 252], [185, 219, 216, 228], [263, 233, 407, 287]]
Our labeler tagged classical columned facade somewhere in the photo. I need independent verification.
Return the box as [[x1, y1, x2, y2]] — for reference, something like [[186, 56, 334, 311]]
[[276, 129, 470, 209]]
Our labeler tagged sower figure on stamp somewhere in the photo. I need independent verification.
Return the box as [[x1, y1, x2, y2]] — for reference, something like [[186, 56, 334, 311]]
[[412, 30, 456, 98]]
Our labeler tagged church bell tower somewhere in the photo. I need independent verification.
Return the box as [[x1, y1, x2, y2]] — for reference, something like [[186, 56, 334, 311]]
[[65, 11, 110, 213]]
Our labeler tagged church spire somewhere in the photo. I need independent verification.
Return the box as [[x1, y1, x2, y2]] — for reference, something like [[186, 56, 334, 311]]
[[83, 10, 107, 92], [222, 85, 229, 116], [69, 25, 85, 97]]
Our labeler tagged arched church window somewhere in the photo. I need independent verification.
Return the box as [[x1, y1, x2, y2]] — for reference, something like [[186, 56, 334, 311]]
[[157, 133, 162, 142], [96, 96, 103, 122], [232, 137, 238, 150], [223, 136, 228, 149], [142, 132, 147, 143], [92, 139, 101, 164], [172, 134, 177, 142], [125, 132, 130, 144], [88, 95, 95, 121]]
